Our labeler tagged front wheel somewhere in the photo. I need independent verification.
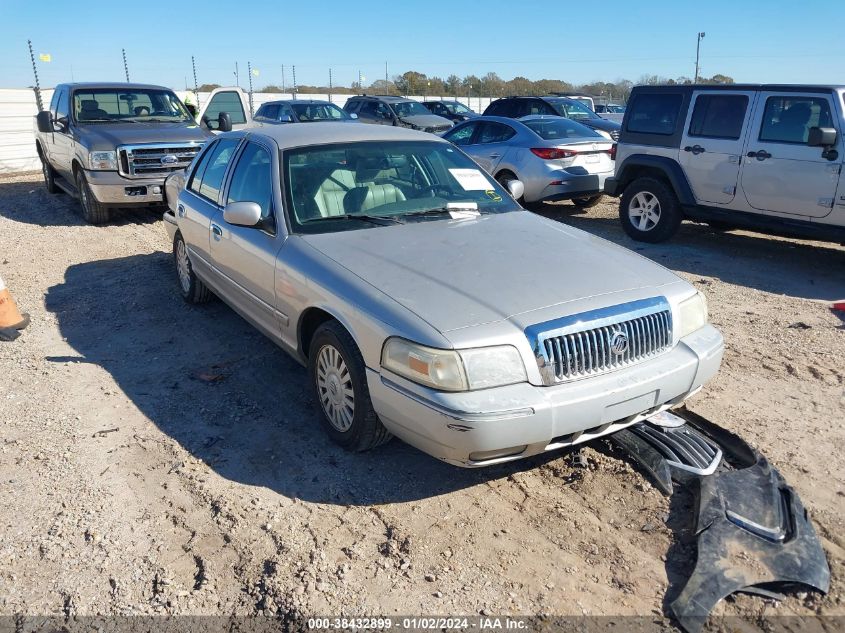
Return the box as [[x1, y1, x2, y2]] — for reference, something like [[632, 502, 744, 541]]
[[76, 171, 111, 224], [618, 177, 682, 243], [571, 194, 603, 209], [308, 321, 391, 452]]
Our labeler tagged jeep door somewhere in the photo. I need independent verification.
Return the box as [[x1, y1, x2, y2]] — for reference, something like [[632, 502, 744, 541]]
[[740, 92, 841, 218], [207, 138, 284, 339], [679, 91, 755, 205]]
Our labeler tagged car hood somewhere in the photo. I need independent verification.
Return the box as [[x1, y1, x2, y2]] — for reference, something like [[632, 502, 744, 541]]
[[578, 117, 621, 132], [300, 211, 680, 333], [399, 114, 453, 128], [78, 121, 211, 150]]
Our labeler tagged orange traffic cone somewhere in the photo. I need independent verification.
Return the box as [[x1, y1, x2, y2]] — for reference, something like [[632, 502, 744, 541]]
[[0, 274, 29, 341]]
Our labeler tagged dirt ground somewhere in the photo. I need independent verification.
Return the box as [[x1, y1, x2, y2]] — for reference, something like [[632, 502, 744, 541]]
[[1, 172, 843, 629]]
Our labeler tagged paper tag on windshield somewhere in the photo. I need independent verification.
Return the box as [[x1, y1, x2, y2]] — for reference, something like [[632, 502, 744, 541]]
[[448, 168, 494, 191]]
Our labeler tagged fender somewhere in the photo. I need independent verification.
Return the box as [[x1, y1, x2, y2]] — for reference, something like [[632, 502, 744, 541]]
[[605, 154, 696, 207]]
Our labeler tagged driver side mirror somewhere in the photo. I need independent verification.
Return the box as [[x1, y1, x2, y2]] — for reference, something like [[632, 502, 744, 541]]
[[218, 112, 233, 133], [223, 201, 262, 227], [506, 179, 525, 201], [808, 127, 838, 161], [36, 110, 54, 133], [349, 112, 358, 119]]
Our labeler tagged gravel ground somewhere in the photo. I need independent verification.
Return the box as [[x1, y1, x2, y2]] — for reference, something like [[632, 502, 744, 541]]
[[1, 172, 843, 629]]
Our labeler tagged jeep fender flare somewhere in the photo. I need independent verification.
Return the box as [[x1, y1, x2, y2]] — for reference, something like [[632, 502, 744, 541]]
[[609, 154, 696, 207]]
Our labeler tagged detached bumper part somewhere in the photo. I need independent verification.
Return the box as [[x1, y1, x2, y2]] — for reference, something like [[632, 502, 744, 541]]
[[612, 409, 830, 633]]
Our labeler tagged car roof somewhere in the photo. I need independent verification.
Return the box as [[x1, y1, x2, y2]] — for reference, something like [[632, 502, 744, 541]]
[[60, 82, 172, 91], [234, 121, 444, 149], [260, 99, 337, 105], [631, 84, 845, 93], [351, 95, 413, 102]]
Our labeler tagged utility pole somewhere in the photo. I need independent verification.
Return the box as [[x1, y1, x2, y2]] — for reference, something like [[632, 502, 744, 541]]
[[122, 48, 130, 82], [247, 62, 254, 116], [191, 55, 200, 109], [385, 61, 389, 89], [358, 70, 362, 93], [234, 62, 239, 87], [27, 40, 43, 111], [694, 32, 706, 83], [328, 68, 333, 102], [292, 65, 297, 97], [282, 65, 286, 95]]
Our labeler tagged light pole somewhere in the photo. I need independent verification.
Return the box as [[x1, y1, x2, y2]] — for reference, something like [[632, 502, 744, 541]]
[[694, 32, 706, 83]]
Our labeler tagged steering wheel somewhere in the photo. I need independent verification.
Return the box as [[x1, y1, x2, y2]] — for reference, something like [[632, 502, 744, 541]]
[[417, 184, 453, 197]]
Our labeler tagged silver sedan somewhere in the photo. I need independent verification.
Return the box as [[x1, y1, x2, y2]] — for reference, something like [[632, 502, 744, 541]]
[[443, 115, 615, 208], [163, 123, 721, 468]]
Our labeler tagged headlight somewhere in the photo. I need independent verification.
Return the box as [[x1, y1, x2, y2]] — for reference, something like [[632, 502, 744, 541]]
[[89, 151, 117, 170], [678, 291, 708, 338], [381, 338, 527, 392]]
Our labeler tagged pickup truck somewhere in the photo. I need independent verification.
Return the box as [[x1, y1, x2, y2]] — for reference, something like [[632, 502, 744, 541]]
[[34, 82, 235, 224]]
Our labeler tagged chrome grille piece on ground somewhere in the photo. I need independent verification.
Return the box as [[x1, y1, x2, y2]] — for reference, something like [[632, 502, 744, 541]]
[[525, 296, 672, 385], [118, 143, 204, 178]]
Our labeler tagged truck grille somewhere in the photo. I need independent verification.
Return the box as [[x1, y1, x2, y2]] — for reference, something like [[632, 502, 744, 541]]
[[118, 143, 204, 179], [426, 125, 452, 134], [525, 297, 672, 385]]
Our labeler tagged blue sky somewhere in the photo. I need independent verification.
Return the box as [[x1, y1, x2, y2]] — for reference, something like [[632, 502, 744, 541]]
[[3, 0, 844, 90]]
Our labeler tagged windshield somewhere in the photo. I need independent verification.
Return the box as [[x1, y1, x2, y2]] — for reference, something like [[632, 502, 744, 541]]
[[284, 141, 520, 233], [446, 102, 472, 114], [549, 98, 600, 121], [390, 101, 431, 118], [291, 103, 349, 122], [523, 118, 602, 140], [72, 88, 192, 123]]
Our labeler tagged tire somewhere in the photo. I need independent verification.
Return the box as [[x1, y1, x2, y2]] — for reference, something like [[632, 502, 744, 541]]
[[571, 194, 603, 209], [173, 232, 213, 304], [619, 177, 682, 243], [495, 170, 525, 206], [308, 321, 392, 452], [75, 170, 111, 224], [41, 157, 59, 194]]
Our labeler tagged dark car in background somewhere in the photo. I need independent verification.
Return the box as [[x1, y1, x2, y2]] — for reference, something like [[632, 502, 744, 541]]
[[421, 100, 478, 123], [253, 99, 355, 124], [344, 95, 453, 134], [484, 96, 621, 140]]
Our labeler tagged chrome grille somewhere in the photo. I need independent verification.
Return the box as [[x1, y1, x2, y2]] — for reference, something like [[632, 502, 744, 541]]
[[525, 297, 672, 385], [118, 143, 204, 179]]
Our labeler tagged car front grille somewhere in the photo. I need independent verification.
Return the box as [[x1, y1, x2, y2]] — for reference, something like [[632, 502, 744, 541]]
[[425, 125, 452, 134], [118, 143, 204, 179], [525, 297, 672, 385]]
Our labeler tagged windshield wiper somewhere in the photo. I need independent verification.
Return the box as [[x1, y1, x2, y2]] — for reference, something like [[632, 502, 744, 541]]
[[303, 213, 404, 226], [401, 203, 481, 219]]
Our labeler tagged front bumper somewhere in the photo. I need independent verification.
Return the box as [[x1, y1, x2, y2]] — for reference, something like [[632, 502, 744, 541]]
[[85, 170, 167, 206], [367, 324, 723, 467]]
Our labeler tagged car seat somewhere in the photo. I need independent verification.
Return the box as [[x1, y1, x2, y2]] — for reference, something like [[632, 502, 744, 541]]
[[78, 99, 109, 121]]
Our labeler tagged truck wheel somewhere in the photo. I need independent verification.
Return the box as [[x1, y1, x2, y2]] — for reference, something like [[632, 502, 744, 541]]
[[173, 233, 213, 304], [571, 194, 603, 209], [41, 159, 59, 194], [619, 177, 682, 243], [75, 171, 111, 224], [308, 321, 391, 453]]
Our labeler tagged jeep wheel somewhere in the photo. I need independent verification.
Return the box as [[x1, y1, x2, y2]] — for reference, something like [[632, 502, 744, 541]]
[[571, 194, 603, 209], [619, 177, 682, 243], [308, 321, 392, 452], [41, 159, 59, 194], [76, 171, 111, 224]]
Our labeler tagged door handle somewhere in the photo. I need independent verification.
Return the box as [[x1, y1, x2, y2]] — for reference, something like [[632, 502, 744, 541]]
[[683, 145, 706, 155], [747, 150, 772, 161], [211, 223, 223, 240]]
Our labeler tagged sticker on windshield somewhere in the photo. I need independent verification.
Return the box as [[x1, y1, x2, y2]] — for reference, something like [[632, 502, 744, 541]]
[[448, 168, 494, 191], [485, 190, 502, 202]]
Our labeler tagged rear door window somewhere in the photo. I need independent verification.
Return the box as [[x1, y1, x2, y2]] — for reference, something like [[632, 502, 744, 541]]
[[627, 93, 684, 135], [688, 94, 748, 139], [478, 122, 516, 144], [188, 138, 240, 204], [759, 95, 834, 144]]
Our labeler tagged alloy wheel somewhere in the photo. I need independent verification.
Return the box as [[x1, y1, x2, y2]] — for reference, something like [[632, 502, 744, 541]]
[[628, 191, 661, 231]]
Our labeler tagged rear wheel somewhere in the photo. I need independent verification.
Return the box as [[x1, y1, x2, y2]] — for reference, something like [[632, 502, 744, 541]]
[[571, 194, 603, 209], [308, 321, 391, 452], [619, 177, 682, 243], [174, 232, 212, 304], [76, 170, 111, 224]]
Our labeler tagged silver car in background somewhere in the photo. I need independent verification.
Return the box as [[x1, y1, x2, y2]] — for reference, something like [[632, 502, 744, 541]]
[[163, 123, 722, 468], [443, 115, 615, 208]]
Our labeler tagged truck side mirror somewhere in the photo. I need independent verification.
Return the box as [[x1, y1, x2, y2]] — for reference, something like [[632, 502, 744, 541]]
[[218, 112, 233, 133], [36, 111, 53, 133], [807, 126, 837, 147]]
